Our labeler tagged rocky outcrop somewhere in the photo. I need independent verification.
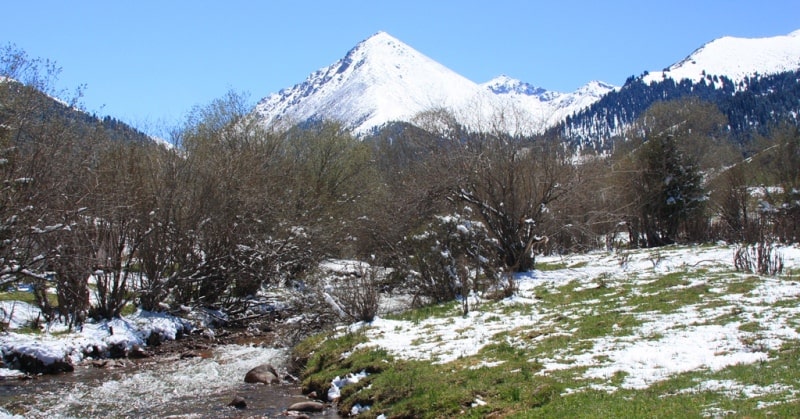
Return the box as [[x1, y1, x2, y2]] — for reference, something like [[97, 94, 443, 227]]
[[7, 352, 74, 375], [108, 343, 151, 359]]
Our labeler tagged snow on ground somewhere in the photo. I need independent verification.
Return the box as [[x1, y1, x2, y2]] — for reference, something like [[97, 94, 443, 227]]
[[0, 306, 191, 374], [347, 243, 800, 394], [2, 242, 800, 403]]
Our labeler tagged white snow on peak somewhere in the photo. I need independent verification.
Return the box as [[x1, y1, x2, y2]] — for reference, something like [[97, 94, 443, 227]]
[[481, 75, 549, 97], [643, 29, 800, 86], [255, 31, 480, 134], [255, 32, 614, 135], [258, 28, 800, 135], [577, 80, 617, 95]]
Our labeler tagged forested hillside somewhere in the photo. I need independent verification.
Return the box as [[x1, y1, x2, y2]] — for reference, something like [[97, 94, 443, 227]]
[[558, 70, 800, 152]]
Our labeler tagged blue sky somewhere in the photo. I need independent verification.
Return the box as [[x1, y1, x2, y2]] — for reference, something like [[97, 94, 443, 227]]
[[2, 1, 798, 135]]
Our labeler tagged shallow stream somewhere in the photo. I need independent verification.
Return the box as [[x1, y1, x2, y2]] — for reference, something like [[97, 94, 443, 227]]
[[0, 344, 338, 418]]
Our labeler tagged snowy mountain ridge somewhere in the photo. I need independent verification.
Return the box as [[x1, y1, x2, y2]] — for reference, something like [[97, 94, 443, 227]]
[[255, 30, 800, 136], [642, 29, 800, 86], [254, 31, 615, 135]]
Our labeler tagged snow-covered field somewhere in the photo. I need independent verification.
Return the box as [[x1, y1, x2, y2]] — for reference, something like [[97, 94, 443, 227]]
[[346, 243, 800, 396]]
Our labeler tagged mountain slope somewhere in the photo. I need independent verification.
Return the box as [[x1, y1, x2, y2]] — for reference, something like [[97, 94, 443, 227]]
[[480, 76, 616, 130], [643, 29, 800, 86], [0, 77, 152, 145], [255, 32, 613, 135], [557, 29, 800, 150]]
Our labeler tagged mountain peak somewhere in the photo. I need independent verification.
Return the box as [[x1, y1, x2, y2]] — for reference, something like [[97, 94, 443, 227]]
[[577, 80, 617, 94], [254, 32, 613, 135], [338, 30, 429, 74], [255, 31, 480, 134], [350, 31, 408, 57], [482, 75, 548, 97], [362, 30, 400, 44]]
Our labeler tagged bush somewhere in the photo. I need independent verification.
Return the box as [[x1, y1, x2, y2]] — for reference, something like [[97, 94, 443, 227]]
[[734, 240, 784, 276], [327, 263, 383, 323], [398, 212, 502, 313]]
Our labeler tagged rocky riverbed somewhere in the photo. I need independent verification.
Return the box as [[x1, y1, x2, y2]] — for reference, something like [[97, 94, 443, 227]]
[[1, 329, 338, 418]]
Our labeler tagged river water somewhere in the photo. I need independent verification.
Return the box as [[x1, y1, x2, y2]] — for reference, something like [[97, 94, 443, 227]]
[[0, 344, 339, 418]]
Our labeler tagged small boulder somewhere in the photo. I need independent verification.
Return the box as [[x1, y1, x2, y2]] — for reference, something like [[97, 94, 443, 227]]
[[244, 364, 280, 384], [90, 359, 110, 369], [128, 345, 151, 359], [146, 332, 164, 346], [108, 342, 127, 359], [227, 395, 247, 409], [287, 401, 325, 412]]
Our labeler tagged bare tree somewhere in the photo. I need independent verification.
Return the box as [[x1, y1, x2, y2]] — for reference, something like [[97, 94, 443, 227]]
[[0, 45, 100, 326], [371, 108, 574, 274], [752, 124, 800, 243], [453, 132, 573, 272]]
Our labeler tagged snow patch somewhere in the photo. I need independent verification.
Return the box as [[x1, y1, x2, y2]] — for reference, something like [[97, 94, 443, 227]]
[[328, 369, 369, 401], [0, 309, 192, 370]]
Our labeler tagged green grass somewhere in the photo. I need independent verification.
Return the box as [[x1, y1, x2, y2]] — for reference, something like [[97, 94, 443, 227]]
[[294, 331, 800, 418], [0, 289, 58, 307], [11, 324, 42, 334], [623, 271, 712, 314], [119, 302, 138, 317], [493, 301, 536, 317], [293, 328, 564, 418], [536, 261, 568, 271], [383, 300, 460, 323], [723, 276, 760, 295], [0, 290, 38, 304]]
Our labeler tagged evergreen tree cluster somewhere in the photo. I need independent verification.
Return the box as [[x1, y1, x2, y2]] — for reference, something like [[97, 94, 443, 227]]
[[557, 70, 800, 152]]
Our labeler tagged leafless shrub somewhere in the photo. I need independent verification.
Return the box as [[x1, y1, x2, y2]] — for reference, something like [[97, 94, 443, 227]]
[[616, 251, 631, 269], [484, 272, 518, 302], [274, 261, 384, 346], [734, 240, 784, 276], [277, 286, 338, 346], [648, 250, 664, 269], [327, 263, 382, 323]]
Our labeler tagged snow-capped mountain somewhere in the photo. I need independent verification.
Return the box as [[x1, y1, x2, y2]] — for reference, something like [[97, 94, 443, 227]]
[[256, 29, 800, 139], [482, 76, 616, 129], [642, 29, 800, 86], [254, 32, 614, 135], [559, 29, 800, 151]]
